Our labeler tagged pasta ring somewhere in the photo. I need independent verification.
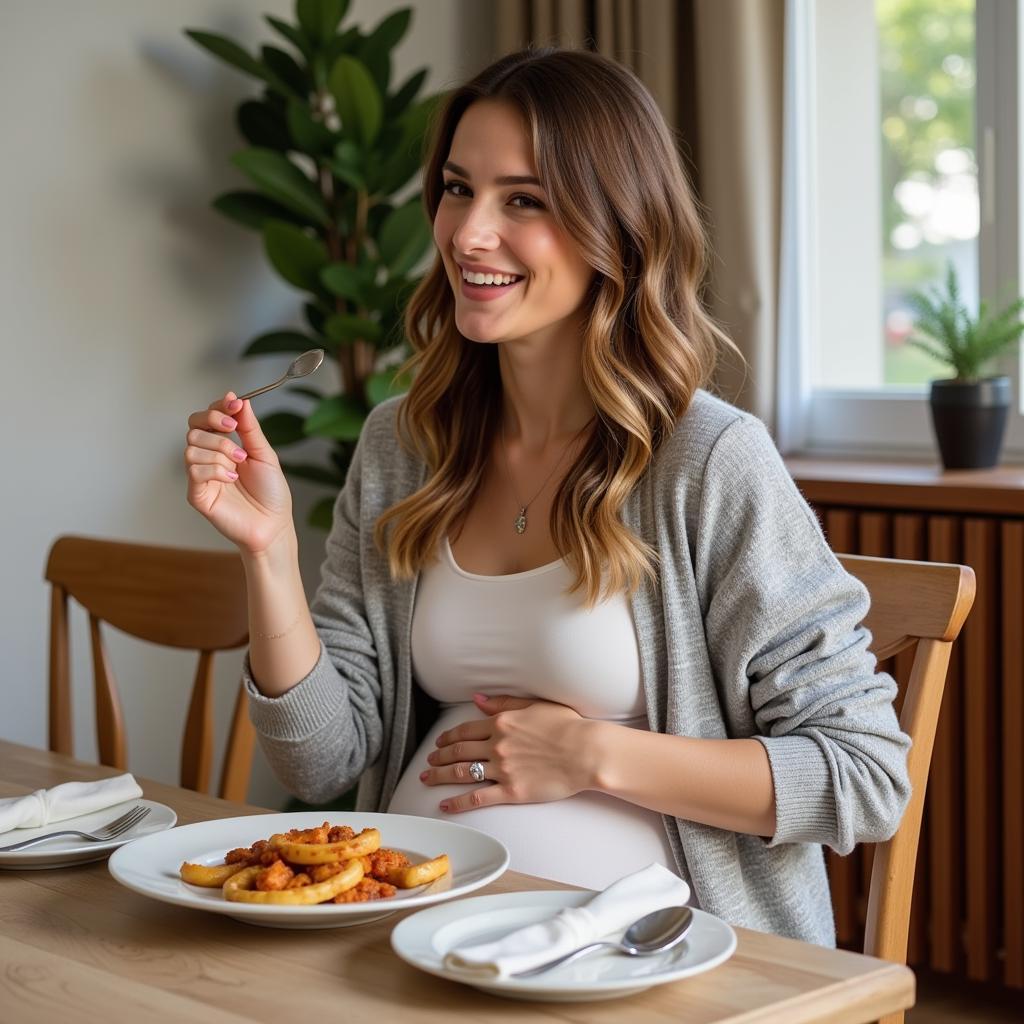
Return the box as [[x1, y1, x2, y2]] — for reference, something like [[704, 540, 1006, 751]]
[[222, 860, 363, 904], [380, 854, 451, 889], [272, 827, 381, 865], [179, 861, 249, 888]]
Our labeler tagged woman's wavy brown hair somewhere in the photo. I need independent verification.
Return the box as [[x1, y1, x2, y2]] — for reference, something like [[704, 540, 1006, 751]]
[[375, 46, 738, 605]]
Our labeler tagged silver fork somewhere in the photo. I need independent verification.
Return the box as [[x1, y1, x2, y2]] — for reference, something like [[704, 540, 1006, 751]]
[[0, 805, 150, 853]]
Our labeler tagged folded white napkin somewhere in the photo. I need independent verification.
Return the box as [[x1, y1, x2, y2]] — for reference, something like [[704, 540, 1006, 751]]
[[0, 774, 143, 835], [443, 862, 691, 980]]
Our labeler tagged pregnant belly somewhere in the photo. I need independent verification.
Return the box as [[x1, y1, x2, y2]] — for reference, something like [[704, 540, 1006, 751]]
[[387, 704, 679, 891]]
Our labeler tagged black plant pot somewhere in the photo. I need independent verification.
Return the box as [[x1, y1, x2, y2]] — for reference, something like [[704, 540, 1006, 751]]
[[929, 375, 1011, 469]]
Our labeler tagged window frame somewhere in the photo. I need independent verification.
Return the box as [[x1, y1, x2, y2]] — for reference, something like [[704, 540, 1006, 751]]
[[780, 0, 1024, 458]]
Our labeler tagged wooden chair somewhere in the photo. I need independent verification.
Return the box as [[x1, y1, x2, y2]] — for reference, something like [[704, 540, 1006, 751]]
[[838, 553, 976, 1024], [45, 535, 254, 802]]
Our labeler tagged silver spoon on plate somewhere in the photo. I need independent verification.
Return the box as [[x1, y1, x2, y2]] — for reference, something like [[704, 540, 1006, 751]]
[[512, 905, 694, 978]]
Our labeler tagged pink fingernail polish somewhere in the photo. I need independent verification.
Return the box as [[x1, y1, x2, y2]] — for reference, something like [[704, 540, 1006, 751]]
[[227, 471, 238, 480], [439, 802, 449, 812], [419, 771, 428, 781], [231, 448, 247, 461], [221, 417, 237, 430]]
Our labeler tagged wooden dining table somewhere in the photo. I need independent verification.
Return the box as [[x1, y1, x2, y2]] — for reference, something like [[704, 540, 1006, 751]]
[[0, 739, 915, 1023]]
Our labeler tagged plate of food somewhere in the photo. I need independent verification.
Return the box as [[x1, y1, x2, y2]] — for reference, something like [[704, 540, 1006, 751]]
[[0, 799, 176, 870], [107, 811, 509, 928]]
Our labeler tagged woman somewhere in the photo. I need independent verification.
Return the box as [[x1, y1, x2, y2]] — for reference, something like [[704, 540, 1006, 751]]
[[184, 47, 910, 946]]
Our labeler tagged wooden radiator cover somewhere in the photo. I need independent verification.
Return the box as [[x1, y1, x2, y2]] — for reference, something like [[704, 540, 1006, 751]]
[[786, 457, 1024, 990]]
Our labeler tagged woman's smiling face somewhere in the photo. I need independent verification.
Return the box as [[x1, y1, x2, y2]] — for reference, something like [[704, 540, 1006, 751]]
[[433, 99, 594, 346]]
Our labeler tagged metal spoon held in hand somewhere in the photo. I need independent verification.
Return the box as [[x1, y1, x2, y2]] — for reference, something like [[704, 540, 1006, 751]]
[[512, 905, 694, 978], [236, 349, 325, 402]]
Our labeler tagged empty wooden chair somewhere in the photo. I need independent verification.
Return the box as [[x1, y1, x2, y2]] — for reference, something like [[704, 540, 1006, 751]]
[[838, 553, 976, 1024], [45, 535, 253, 802]]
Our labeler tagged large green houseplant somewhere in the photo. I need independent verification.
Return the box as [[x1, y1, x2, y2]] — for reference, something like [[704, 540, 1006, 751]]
[[907, 261, 1024, 468], [185, 0, 443, 526]]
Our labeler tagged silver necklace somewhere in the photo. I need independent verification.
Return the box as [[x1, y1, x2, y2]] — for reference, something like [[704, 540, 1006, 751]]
[[499, 417, 594, 535]]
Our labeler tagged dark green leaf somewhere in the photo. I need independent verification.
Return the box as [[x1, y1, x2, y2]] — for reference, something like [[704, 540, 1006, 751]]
[[375, 144, 420, 195], [263, 220, 329, 291], [288, 385, 326, 400], [334, 139, 361, 166], [378, 200, 432, 277], [296, 0, 349, 43], [365, 8, 411, 51], [212, 191, 309, 231], [232, 148, 329, 226], [243, 330, 317, 356], [186, 31, 295, 97], [385, 68, 428, 119], [328, 56, 383, 147], [237, 100, 292, 151], [281, 461, 345, 486], [366, 201, 394, 238], [261, 89, 289, 116], [308, 495, 336, 529], [330, 140, 364, 189], [357, 9, 410, 92], [377, 94, 443, 193], [324, 312, 382, 344], [265, 16, 314, 62], [304, 302, 329, 335], [260, 411, 307, 447], [325, 26, 361, 66], [286, 98, 334, 154], [320, 261, 366, 303], [262, 45, 311, 97], [366, 367, 413, 406], [330, 163, 364, 191], [185, 30, 266, 80], [305, 393, 366, 440]]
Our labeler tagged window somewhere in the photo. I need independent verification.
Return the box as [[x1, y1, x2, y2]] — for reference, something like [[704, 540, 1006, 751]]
[[780, 0, 1023, 456]]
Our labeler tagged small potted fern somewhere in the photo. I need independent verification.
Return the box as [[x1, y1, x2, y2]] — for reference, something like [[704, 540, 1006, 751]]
[[907, 262, 1024, 469]]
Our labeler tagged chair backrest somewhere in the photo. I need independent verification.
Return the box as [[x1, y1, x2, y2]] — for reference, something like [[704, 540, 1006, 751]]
[[838, 554, 975, 987], [45, 535, 254, 802]]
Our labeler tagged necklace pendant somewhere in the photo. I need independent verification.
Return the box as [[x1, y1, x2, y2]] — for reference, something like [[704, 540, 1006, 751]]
[[514, 508, 528, 535]]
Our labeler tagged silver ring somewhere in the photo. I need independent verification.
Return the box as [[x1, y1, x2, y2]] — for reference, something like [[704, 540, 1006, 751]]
[[468, 761, 486, 783]]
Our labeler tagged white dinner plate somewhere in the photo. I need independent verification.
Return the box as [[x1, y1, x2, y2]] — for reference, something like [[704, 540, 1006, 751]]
[[391, 890, 737, 1002], [108, 811, 509, 929], [0, 799, 176, 870]]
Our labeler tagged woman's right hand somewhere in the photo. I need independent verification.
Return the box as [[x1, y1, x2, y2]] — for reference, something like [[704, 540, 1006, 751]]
[[184, 391, 294, 555]]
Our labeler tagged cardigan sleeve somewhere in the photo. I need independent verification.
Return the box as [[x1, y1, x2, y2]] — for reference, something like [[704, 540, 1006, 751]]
[[242, 412, 385, 805], [694, 416, 912, 855]]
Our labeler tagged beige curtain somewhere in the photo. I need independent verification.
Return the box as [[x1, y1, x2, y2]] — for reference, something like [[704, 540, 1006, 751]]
[[693, 1, 785, 429], [492, 1, 785, 431], [493, 1, 695, 178]]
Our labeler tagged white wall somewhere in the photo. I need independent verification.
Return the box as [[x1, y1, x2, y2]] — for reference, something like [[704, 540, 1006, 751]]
[[0, 0, 492, 807]]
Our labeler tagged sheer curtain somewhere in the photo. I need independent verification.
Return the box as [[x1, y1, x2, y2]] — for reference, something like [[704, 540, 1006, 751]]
[[490, 1, 787, 433]]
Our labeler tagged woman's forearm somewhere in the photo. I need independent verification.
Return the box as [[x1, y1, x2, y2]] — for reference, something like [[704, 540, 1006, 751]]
[[586, 723, 777, 838], [241, 529, 321, 698]]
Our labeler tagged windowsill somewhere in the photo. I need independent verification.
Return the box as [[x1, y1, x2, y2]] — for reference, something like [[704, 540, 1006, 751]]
[[785, 454, 1024, 515]]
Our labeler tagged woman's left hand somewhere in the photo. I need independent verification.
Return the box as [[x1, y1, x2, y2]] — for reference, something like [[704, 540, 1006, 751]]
[[422, 693, 598, 812]]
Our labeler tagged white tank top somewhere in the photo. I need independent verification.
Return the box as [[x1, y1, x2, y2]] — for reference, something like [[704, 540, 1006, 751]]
[[387, 537, 678, 889]]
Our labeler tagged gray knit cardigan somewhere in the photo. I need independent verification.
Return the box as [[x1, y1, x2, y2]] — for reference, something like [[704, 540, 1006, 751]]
[[244, 389, 911, 946]]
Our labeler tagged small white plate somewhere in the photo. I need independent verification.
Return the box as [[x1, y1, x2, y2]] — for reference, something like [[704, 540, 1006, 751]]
[[391, 890, 737, 1002], [0, 799, 176, 870], [108, 811, 509, 929]]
